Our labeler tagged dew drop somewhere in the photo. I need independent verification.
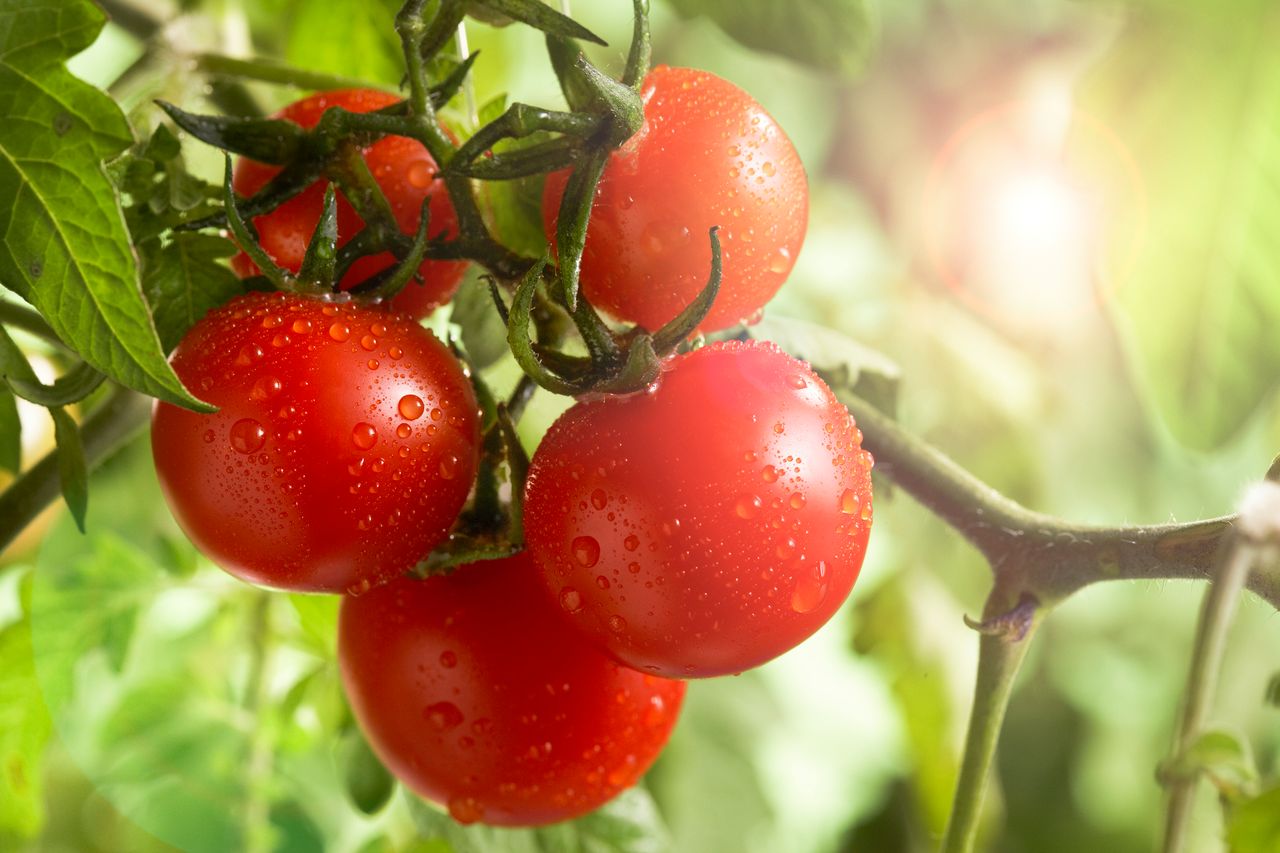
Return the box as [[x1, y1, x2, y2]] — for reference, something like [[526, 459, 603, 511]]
[[769, 246, 793, 275], [787, 374, 807, 390], [202, 429, 215, 444], [235, 344, 263, 366], [351, 422, 377, 450], [229, 418, 266, 454], [596, 575, 610, 590], [572, 535, 601, 567], [360, 334, 378, 351], [249, 375, 282, 401], [425, 701, 463, 731], [644, 694, 666, 727], [396, 423, 412, 439], [790, 493, 807, 510], [761, 465, 779, 483], [371, 322, 387, 337], [624, 534, 640, 552], [398, 394, 425, 420], [448, 796, 484, 825], [627, 561, 641, 574], [291, 318, 312, 334], [407, 160, 433, 188], [840, 488, 861, 515], [328, 322, 351, 342], [439, 650, 458, 668], [590, 488, 608, 510], [790, 561, 829, 614], [560, 587, 583, 612], [735, 495, 762, 519], [389, 345, 404, 360], [608, 615, 627, 633], [439, 454, 459, 479], [761, 160, 776, 177]]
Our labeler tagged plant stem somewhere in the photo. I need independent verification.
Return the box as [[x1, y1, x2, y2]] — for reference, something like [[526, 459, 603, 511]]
[[940, 615, 1041, 853], [839, 392, 1280, 611], [1161, 536, 1256, 852], [241, 591, 277, 853], [0, 299, 67, 350], [193, 54, 379, 93], [0, 388, 150, 553], [454, 22, 478, 129]]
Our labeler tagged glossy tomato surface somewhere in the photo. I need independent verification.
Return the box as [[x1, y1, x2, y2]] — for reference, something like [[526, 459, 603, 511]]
[[542, 66, 808, 333], [151, 292, 479, 593], [523, 340, 873, 678], [232, 88, 466, 318], [338, 554, 686, 826]]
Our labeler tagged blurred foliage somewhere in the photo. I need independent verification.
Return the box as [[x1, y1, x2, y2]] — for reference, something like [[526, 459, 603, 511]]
[[0, 0, 1279, 852]]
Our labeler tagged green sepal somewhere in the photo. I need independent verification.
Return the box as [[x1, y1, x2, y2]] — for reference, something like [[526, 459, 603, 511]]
[[156, 101, 307, 164], [651, 226, 722, 353], [297, 185, 339, 290], [469, 0, 606, 45]]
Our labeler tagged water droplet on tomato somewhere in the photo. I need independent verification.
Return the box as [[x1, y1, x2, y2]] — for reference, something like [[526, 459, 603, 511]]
[[360, 334, 378, 351], [235, 344, 263, 366], [572, 536, 600, 567], [396, 423, 411, 439], [769, 246, 792, 274], [560, 587, 583, 612], [624, 534, 640, 551], [425, 701, 463, 731], [229, 419, 266, 454], [735, 495, 762, 518], [627, 561, 641, 574], [590, 488, 608, 510], [840, 488, 860, 515], [291, 318, 312, 334], [439, 454, 459, 479], [790, 561, 829, 613], [351, 422, 377, 450], [447, 796, 484, 825], [596, 575, 610, 590], [202, 429, 215, 443], [608, 615, 627, 632], [439, 650, 457, 668], [397, 394, 425, 420], [328, 322, 350, 342], [389, 345, 403, 360], [249, 375, 282, 401], [762, 160, 776, 177], [790, 492, 806, 510], [761, 465, 779, 483], [407, 160, 433, 188]]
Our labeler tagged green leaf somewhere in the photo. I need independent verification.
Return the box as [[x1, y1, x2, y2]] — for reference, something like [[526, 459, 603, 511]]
[[451, 272, 512, 370], [1162, 729, 1258, 800], [749, 314, 901, 416], [285, 0, 405, 86], [666, 0, 873, 76], [0, 0, 210, 412], [141, 233, 245, 353], [287, 594, 340, 658], [0, 611, 53, 840], [338, 727, 395, 815], [0, 385, 18, 474], [50, 406, 87, 532], [406, 785, 670, 852], [1080, 0, 1280, 449], [1228, 786, 1280, 853]]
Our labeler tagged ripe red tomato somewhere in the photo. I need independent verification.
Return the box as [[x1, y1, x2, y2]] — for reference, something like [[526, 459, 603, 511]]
[[151, 291, 480, 593], [232, 89, 466, 318], [542, 66, 808, 333], [523, 340, 872, 678], [338, 553, 686, 826]]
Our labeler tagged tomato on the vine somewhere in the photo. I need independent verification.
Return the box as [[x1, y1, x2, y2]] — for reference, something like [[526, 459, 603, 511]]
[[523, 340, 872, 678], [151, 291, 480, 593], [338, 553, 686, 826], [232, 88, 466, 318], [542, 66, 808, 333]]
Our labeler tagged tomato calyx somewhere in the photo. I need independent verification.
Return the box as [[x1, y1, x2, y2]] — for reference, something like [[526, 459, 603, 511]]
[[495, 227, 722, 397]]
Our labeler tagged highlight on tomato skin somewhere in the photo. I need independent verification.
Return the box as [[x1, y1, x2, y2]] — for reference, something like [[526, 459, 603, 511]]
[[231, 88, 468, 319], [150, 291, 480, 594], [523, 339, 873, 679], [338, 554, 687, 827], [542, 65, 809, 334]]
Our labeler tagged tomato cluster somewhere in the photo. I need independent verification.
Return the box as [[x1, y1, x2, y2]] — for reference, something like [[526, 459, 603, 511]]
[[151, 65, 871, 829]]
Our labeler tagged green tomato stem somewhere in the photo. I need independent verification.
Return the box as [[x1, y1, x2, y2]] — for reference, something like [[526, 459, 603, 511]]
[[1162, 535, 1258, 852]]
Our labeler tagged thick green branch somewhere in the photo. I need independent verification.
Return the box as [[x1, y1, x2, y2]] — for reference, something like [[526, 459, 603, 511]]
[[840, 393, 1277, 611], [0, 388, 151, 553]]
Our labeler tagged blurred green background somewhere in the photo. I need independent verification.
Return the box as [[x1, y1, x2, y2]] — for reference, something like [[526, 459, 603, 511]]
[[3, 0, 1279, 851]]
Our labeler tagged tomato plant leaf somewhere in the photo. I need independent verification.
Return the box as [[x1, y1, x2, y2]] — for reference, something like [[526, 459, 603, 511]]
[[286, 0, 404, 86], [0, 604, 52, 842], [141, 233, 245, 353], [451, 272, 512, 371], [666, 0, 873, 77], [1228, 786, 1280, 853], [50, 406, 87, 532], [0, 386, 18, 474], [406, 786, 670, 852], [469, 0, 606, 46], [0, 0, 210, 413], [1080, 0, 1280, 450], [338, 727, 396, 815]]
